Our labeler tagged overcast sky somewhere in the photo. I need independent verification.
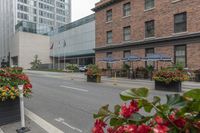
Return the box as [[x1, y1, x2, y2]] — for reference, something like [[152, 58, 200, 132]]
[[71, 0, 100, 21]]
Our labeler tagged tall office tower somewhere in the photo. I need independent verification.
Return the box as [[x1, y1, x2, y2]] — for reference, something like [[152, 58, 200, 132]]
[[16, 0, 71, 27], [0, 0, 71, 64]]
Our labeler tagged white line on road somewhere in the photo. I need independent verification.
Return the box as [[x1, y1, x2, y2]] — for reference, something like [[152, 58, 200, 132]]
[[0, 128, 4, 133], [60, 85, 88, 92], [25, 108, 64, 133], [55, 118, 82, 133]]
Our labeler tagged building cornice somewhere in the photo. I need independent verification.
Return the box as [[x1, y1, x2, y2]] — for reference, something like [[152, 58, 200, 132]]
[[95, 32, 200, 52], [92, 0, 124, 12]]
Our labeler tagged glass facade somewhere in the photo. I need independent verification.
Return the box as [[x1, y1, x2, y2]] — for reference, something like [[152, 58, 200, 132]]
[[16, 0, 71, 27]]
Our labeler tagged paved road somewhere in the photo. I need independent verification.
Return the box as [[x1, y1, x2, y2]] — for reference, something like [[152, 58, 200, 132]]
[[24, 71, 200, 133]]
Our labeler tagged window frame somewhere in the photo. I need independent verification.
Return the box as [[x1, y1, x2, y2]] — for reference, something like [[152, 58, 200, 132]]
[[174, 45, 187, 67], [106, 9, 112, 22], [123, 2, 131, 17], [145, 48, 155, 67], [106, 52, 112, 69], [145, 20, 155, 38], [174, 12, 187, 33], [106, 30, 113, 44], [123, 26, 131, 41], [145, 0, 155, 10]]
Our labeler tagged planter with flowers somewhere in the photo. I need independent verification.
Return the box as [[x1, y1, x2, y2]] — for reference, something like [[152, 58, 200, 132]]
[[92, 88, 200, 133], [194, 69, 200, 82], [153, 68, 189, 92], [0, 67, 32, 126], [86, 65, 101, 83]]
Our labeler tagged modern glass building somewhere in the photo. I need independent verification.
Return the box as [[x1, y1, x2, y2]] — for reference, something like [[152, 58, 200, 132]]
[[0, 0, 71, 65], [50, 14, 95, 69]]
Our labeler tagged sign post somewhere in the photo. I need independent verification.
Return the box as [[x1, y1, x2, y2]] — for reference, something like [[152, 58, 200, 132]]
[[16, 85, 30, 133]]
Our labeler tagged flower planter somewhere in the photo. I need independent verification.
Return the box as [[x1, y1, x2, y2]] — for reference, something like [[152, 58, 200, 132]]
[[0, 98, 20, 126], [195, 73, 200, 82], [155, 81, 182, 92], [87, 75, 101, 83]]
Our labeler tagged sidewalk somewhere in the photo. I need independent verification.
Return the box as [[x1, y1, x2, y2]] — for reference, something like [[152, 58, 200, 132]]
[[0, 117, 46, 133], [26, 70, 200, 90]]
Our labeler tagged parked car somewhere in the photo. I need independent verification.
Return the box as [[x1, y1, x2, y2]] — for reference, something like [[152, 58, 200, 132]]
[[79, 65, 87, 72]]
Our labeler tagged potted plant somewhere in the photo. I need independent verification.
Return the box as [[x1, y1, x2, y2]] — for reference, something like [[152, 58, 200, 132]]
[[153, 68, 189, 92], [135, 67, 148, 79], [146, 65, 154, 80], [92, 88, 200, 133], [86, 64, 101, 83], [0, 67, 32, 126], [194, 69, 200, 82]]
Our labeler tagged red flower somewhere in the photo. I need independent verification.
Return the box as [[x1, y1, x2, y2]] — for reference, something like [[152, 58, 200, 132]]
[[92, 119, 106, 133], [173, 118, 186, 128], [107, 127, 115, 133], [24, 83, 32, 89], [130, 100, 139, 112], [124, 124, 137, 132], [153, 125, 169, 133], [120, 100, 139, 118], [155, 116, 164, 124], [137, 124, 151, 133]]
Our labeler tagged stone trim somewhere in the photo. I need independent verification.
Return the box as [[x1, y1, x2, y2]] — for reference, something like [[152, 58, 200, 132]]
[[92, 0, 123, 12], [95, 32, 200, 52]]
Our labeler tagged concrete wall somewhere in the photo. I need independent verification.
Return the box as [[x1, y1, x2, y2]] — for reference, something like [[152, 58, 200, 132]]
[[11, 31, 51, 69]]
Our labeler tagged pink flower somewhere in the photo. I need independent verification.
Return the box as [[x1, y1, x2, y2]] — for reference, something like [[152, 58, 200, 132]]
[[124, 124, 137, 132], [155, 116, 164, 124], [92, 119, 106, 133], [153, 125, 169, 133], [120, 100, 139, 118]]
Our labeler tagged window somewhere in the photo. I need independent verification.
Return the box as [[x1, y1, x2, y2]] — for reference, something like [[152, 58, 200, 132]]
[[174, 12, 187, 33], [123, 50, 131, 65], [175, 45, 186, 67], [145, 0, 154, 10], [123, 26, 131, 41], [107, 52, 112, 69], [123, 2, 131, 16], [145, 20, 155, 38], [145, 48, 154, 67], [106, 31, 112, 44], [106, 9, 112, 22]]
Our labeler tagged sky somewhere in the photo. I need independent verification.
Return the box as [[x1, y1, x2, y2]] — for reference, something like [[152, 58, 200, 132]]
[[71, 0, 100, 21]]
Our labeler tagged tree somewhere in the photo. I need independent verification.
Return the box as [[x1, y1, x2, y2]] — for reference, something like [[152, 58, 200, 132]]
[[30, 55, 42, 70]]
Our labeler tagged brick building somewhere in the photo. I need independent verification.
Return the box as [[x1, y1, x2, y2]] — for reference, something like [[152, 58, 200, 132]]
[[93, 0, 200, 70]]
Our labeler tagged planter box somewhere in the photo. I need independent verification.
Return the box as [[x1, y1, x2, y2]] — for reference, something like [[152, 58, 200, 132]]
[[0, 98, 20, 126], [155, 81, 182, 92], [195, 73, 200, 82], [87, 75, 101, 83]]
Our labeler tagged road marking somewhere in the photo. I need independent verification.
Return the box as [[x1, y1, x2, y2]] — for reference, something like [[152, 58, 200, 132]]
[[0, 128, 4, 133], [60, 85, 88, 92], [25, 108, 64, 133], [55, 117, 82, 133]]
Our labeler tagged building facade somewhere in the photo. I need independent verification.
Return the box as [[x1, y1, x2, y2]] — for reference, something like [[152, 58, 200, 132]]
[[16, 0, 71, 27], [50, 14, 95, 69], [93, 0, 200, 70], [0, 0, 71, 65], [10, 21, 51, 69]]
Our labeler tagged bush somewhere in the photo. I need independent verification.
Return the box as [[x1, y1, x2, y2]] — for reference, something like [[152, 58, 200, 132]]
[[92, 88, 200, 133], [65, 63, 79, 72]]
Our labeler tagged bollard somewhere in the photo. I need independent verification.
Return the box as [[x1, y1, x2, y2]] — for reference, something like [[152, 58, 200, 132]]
[[16, 85, 30, 133]]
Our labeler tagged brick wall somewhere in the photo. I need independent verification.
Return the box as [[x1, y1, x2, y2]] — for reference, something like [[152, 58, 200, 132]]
[[95, 0, 200, 47]]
